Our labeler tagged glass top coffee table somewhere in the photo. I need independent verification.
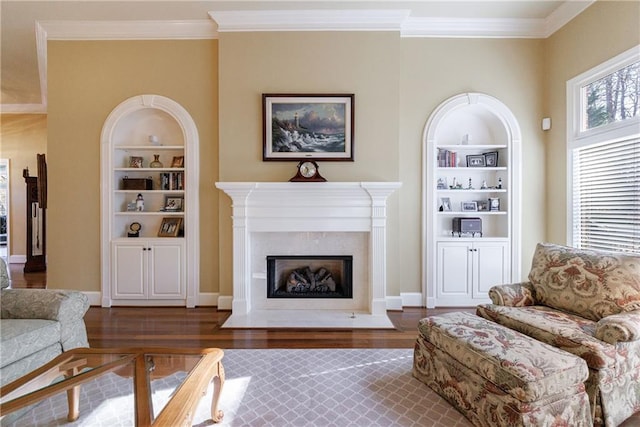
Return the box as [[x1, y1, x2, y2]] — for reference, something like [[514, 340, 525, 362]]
[[0, 347, 224, 426]]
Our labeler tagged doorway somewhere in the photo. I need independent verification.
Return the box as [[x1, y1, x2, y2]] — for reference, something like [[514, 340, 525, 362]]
[[0, 159, 9, 260]]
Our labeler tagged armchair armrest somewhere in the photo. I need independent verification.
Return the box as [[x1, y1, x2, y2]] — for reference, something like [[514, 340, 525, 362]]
[[595, 310, 640, 345], [1, 289, 90, 350], [488, 282, 537, 307], [1, 289, 89, 322]]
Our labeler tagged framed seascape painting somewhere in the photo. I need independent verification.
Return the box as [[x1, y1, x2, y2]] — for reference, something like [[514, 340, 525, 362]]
[[263, 94, 354, 161]]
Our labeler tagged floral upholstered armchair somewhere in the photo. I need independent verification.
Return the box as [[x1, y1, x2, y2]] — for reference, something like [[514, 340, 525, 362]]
[[476, 243, 640, 427]]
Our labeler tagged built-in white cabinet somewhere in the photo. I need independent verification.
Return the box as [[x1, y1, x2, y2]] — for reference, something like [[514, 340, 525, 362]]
[[423, 93, 521, 307], [436, 240, 509, 305], [100, 95, 199, 307], [112, 241, 185, 300]]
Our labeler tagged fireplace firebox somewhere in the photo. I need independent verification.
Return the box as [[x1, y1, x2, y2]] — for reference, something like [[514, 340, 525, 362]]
[[267, 255, 353, 299]]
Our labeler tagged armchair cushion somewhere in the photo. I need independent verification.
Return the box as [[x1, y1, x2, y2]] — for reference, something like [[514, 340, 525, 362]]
[[528, 243, 640, 321], [595, 310, 640, 345], [0, 319, 60, 368]]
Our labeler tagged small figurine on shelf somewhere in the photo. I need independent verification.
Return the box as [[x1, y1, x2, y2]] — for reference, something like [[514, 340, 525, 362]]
[[149, 135, 160, 146], [135, 193, 144, 212], [497, 177, 503, 189], [467, 178, 473, 189], [481, 180, 488, 189], [451, 177, 458, 189]]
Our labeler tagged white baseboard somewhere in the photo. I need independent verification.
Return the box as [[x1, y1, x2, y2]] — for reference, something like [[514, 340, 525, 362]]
[[196, 292, 219, 306], [385, 296, 403, 311], [8, 255, 26, 264], [426, 297, 436, 309], [217, 295, 233, 310], [85, 292, 102, 306], [400, 292, 423, 307]]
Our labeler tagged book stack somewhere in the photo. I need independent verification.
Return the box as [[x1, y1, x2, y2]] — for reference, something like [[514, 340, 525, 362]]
[[437, 149, 458, 167], [160, 172, 184, 190]]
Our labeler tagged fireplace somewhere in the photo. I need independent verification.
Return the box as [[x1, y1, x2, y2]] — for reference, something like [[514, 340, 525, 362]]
[[215, 182, 401, 328], [267, 255, 353, 299]]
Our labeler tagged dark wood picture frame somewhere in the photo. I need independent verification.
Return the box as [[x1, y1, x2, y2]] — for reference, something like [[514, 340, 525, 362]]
[[158, 217, 183, 237], [263, 93, 354, 161]]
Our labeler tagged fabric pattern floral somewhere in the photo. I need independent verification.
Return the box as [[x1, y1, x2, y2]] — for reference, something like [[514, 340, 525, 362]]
[[413, 312, 592, 427], [528, 243, 640, 321], [478, 242, 640, 427]]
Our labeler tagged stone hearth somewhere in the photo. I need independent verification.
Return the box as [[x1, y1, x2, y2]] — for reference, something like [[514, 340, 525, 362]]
[[215, 182, 401, 328]]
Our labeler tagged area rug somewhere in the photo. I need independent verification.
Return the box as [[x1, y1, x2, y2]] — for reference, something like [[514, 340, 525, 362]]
[[6, 349, 472, 427]]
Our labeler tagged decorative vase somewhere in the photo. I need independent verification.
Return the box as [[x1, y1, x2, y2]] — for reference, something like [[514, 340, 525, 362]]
[[150, 154, 163, 168]]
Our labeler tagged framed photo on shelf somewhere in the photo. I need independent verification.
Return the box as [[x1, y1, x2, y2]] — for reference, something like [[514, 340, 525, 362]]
[[489, 197, 501, 211], [158, 217, 183, 237], [440, 197, 452, 211], [171, 156, 184, 168], [475, 200, 488, 211], [483, 151, 499, 167], [461, 201, 478, 211], [129, 156, 143, 168], [262, 93, 354, 161], [466, 154, 486, 167], [163, 196, 183, 212]]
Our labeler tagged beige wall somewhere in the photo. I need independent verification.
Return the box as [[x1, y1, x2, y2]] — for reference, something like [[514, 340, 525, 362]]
[[545, 0, 640, 245], [217, 32, 402, 296], [400, 38, 547, 286], [46, 39, 218, 292], [16, 1, 640, 304], [0, 114, 47, 258]]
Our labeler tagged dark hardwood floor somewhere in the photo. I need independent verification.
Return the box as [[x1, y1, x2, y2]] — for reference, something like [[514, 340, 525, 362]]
[[9, 263, 474, 349]]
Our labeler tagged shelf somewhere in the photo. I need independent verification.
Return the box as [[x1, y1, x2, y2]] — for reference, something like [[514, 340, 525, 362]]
[[436, 236, 509, 242], [115, 190, 185, 194], [115, 211, 184, 216], [112, 237, 185, 243], [438, 211, 507, 215], [437, 167, 507, 171], [114, 145, 184, 150], [115, 168, 185, 172], [437, 189, 507, 193], [436, 144, 507, 150]]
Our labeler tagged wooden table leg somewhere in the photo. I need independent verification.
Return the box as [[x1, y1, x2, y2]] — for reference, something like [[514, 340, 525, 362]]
[[65, 367, 80, 421], [210, 361, 225, 423]]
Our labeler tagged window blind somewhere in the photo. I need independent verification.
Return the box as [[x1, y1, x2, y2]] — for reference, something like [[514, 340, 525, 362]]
[[572, 138, 640, 254]]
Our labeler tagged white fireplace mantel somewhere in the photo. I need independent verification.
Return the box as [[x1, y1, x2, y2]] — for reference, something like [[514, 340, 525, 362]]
[[216, 182, 401, 326]]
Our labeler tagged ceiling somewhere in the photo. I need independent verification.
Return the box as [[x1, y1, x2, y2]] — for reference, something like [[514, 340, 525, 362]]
[[0, 0, 595, 112]]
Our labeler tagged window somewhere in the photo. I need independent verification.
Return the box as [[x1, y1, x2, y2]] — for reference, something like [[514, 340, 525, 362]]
[[567, 46, 640, 254]]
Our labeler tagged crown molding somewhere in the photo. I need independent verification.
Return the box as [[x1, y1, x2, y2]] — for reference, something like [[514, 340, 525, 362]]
[[544, 0, 595, 37], [209, 9, 411, 32]]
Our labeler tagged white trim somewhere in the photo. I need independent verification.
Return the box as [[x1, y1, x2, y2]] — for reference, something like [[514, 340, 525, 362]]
[[385, 296, 403, 311], [400, 292, 423, 308], [3, 5, 595, 113], [544, 1, 595, 37], [210, 9, 411, 32], [197, 292, 220, 307], [422, 93, 522, 308], [217, 295, 233, 311], [565, 45, 640, 246], [8, 255, 26, 264], [566, 45, 640, 147], [100, 95, 200, 308]]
